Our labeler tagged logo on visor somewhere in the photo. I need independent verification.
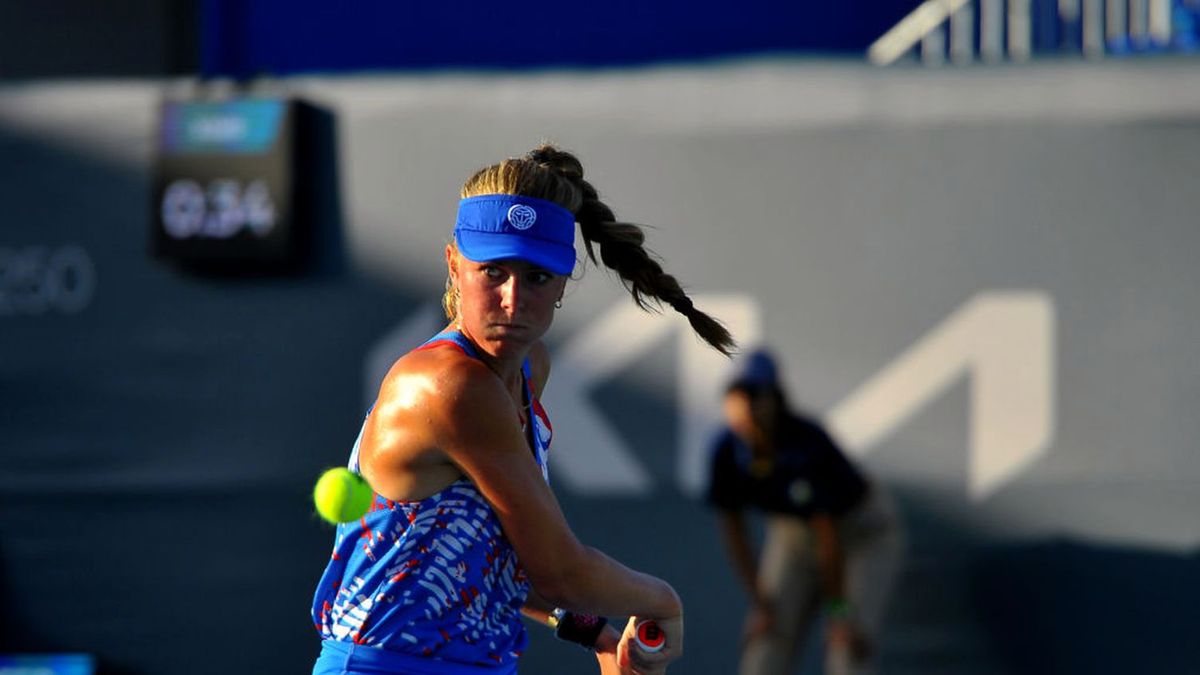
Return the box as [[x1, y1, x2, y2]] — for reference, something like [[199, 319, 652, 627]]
[[507, 204, 538, 230]]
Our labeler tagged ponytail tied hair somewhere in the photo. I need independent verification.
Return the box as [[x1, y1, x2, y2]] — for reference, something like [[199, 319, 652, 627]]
[[518, 143, 737, 357], [670, 296, 694, 313]]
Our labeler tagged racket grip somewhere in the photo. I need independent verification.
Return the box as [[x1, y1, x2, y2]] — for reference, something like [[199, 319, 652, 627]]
[[634, 620, 666, 653]]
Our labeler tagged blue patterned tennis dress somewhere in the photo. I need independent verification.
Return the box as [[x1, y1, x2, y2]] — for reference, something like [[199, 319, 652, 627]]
[[311, 331, 553, 674]]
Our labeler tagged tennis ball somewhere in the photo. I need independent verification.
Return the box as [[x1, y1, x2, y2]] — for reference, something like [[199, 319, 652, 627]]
[[313, 467, 373, 524]]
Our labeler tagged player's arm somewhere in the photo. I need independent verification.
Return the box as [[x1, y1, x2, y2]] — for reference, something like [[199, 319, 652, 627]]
[[716, 508, 761, 603], [810, 511, 868, 659], [521, 587, 557, 626], [706, 433, 763, 605], [521, 588, 617, 644], [521, 586, 617, 645], [808, 424, 859, 617], [717, 507, 776, 645], [434, 357, 681, 624], [523, 589, 628, 674], [809, 513, 847, 604]]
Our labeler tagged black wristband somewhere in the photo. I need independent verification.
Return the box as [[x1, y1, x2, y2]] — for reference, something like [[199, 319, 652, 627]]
[[552, 610, 609, 650]]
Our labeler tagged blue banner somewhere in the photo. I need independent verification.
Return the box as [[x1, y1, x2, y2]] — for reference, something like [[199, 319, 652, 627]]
[[199, 0, 918, 77], [0, 655, 94, 675], [159, 99, 286, 154]]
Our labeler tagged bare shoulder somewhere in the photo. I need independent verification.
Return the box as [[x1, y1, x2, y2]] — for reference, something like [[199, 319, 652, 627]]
[[375, 345, 501, 428], [362, 344, 508, 498]]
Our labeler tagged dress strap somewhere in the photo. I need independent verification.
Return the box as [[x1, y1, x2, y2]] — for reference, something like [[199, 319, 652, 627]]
[[415, 330, 480, 358], [521, 358, 551, 484]]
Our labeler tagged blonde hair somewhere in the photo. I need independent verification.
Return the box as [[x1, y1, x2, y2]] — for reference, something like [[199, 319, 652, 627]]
[[444, 144, 735, 355]]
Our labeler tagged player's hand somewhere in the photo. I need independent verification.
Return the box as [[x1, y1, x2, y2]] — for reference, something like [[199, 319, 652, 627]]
[[617, 615, 683, 675], [826, 619, 872, 663], [741, 598, 776, 646], [594, 623, 625, 675]]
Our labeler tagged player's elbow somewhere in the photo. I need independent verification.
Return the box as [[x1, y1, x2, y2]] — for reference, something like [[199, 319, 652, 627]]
[[523, 545, 594, 610], [525, 565, 580, 609], [527, 575, 573, 609]]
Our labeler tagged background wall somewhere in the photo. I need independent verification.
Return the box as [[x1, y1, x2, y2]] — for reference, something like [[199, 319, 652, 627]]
[[2, 58, 1199, 674], [196, 0, 915, 75]]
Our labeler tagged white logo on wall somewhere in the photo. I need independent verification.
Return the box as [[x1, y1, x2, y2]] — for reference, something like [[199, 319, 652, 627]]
[[826, 292, 1056, 500], [507, 204, 537, 230], [0, 245, 96, 316], [365, 291, 1055, 501]]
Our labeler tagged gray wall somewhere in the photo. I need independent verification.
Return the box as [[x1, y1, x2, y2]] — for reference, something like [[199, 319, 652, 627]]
[[2, 59, 1199, 674]]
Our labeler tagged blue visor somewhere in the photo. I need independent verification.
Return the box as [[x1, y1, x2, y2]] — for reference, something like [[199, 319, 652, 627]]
[[454, 195, 576, 275]]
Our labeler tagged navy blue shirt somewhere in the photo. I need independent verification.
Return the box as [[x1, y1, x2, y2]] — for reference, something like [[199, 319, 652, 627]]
[[706, 414, 868, 518]]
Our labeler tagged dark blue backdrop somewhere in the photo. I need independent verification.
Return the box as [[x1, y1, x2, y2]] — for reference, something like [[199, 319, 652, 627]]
[[200, 0, 918, 77]]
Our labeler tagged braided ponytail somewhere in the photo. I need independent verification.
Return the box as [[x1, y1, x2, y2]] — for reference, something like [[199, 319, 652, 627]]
[[522, 145, 735, 356], [457, 144, 735, 355]]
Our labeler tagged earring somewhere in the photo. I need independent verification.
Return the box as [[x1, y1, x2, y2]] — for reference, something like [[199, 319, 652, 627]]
[[555, 299, 563, 309]]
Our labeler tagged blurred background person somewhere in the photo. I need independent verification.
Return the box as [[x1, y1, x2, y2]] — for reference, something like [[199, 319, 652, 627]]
[[707, 349, 904, 675]]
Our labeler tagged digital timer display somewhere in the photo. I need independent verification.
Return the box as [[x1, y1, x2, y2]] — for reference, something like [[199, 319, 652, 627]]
[[160, 178, 276, 240], [151, 98, 309, 272]]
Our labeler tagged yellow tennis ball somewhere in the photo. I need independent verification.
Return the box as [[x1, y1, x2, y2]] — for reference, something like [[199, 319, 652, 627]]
[[313, 467, 373, 524]]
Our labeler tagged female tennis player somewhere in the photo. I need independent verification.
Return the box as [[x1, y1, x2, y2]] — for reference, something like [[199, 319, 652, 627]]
[[311, 144, 734, 675]]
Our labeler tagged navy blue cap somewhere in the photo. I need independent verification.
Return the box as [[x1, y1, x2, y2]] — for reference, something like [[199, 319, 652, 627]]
[[454, 194, 576, 275], [730, 349, 779, 390]]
